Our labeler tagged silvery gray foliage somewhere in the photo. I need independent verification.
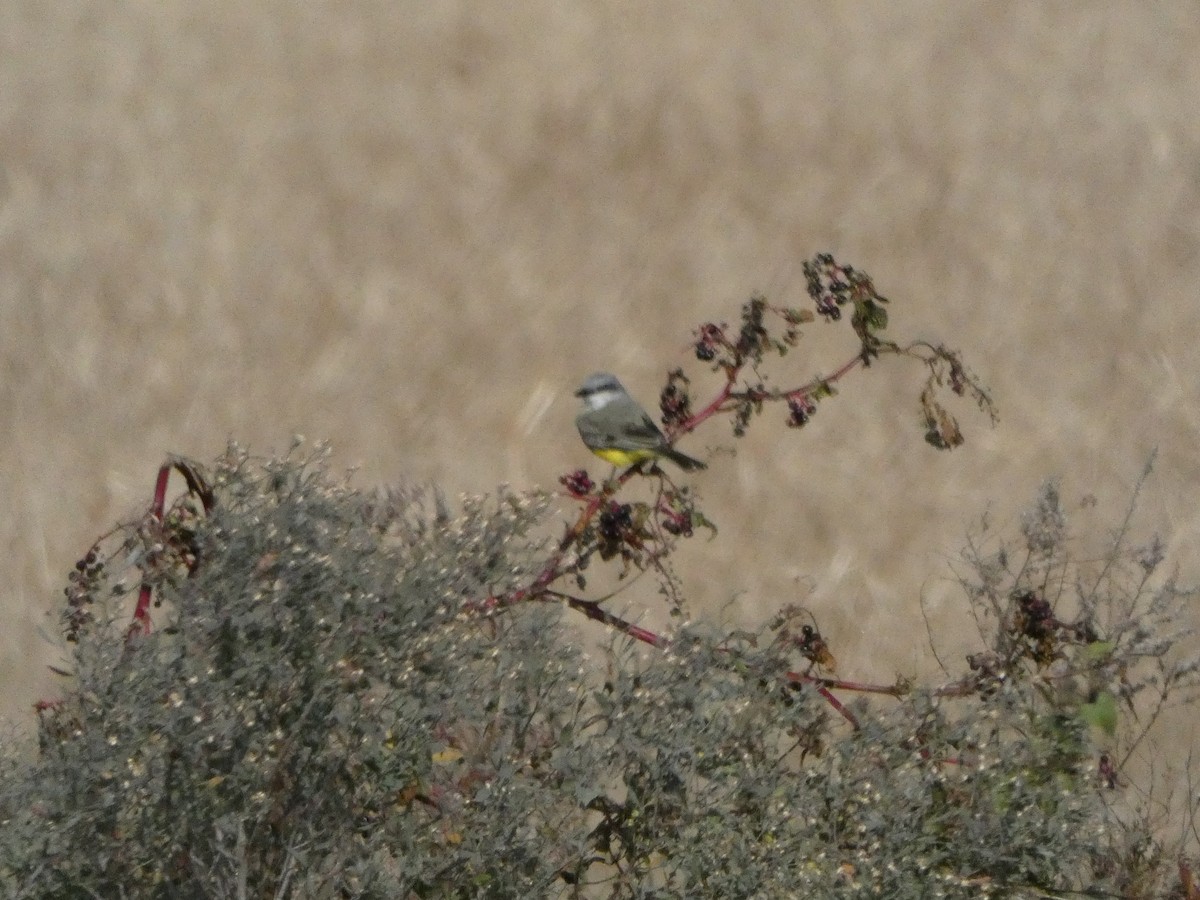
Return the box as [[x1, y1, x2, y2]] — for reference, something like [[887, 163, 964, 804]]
[[1, 447, 1195, 898]]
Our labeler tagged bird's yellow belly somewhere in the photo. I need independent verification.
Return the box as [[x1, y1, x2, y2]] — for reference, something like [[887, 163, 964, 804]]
[[589, 447, 658, 467]]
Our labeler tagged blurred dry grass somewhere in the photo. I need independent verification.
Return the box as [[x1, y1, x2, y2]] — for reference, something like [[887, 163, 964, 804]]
[[2, 0, 1198, 796]]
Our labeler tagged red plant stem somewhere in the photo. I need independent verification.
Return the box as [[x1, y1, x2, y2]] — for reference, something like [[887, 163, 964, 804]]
[[807, 675, 908, 697], [558, 596, 667, 647], [792, 677, 860, 728], [487, 556, 567, 609], [130, 462, 174, 634], [669, 375, 736, 439], [669, 350, 867, 440]]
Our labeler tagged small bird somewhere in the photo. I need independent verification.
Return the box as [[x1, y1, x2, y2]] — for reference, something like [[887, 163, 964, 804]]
[[574, 372, 706, 471]]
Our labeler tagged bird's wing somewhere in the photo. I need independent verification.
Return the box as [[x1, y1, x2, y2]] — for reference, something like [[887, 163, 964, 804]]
[[611, 413, 667, 450]]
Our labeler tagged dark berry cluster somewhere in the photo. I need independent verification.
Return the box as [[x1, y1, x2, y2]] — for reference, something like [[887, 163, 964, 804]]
[[559, 469, 594, 498], [1014, 590, 1056, 642], [786, 394, 817, 428], [1007, 590, 1101, 666], [659, 369, 694, 429], [769, 607, 837, 672], [693, 323, 723, 362], [794, 623, 836, 670], [595, 500, 643, 563], [598, 501, 633, 541], [1010, 590, 1076, 666], [803, 253, 886, 322], [659, 505, 693, 537], [803, 253, 846, 320], [736, 296, 769, 360], [64, 547, 104, 642]]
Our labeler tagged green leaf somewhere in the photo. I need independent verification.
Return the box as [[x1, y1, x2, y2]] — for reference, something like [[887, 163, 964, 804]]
[[692, 511, 719, 539], [1079, 692, 1118, 736], [1082, 641, 1116, 663]]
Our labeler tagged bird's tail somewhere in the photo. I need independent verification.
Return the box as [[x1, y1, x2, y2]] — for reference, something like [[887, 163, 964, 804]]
[[663, 447, 707, 471]]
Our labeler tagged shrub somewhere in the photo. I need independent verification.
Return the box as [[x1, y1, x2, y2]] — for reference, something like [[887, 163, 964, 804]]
[[1, 446, 1196, 898]]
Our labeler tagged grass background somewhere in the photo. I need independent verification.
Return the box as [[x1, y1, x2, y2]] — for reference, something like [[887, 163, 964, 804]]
[[2, 0, 1198, 792]]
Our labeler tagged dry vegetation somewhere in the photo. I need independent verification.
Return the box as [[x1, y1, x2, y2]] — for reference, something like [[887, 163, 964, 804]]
[[2, 2, 1199, 886]]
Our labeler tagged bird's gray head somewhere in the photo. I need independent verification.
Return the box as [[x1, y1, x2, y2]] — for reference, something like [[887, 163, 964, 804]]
[[575, 372, 626, 410]]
